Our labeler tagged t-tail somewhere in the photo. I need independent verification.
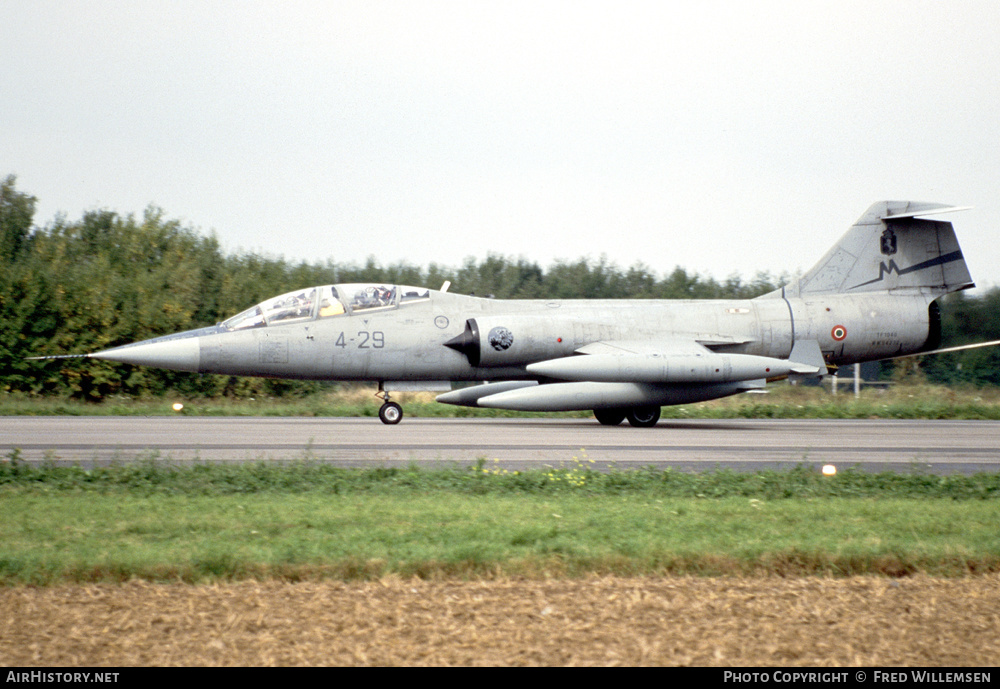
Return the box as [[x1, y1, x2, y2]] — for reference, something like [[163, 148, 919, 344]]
[[777, 201, 974, 298]]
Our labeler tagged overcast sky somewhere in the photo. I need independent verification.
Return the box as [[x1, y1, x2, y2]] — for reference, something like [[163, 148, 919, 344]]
[[3, 1, 999, 291]]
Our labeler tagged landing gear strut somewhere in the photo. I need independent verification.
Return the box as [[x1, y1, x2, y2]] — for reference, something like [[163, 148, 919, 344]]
[[376, 384, 403, 425]]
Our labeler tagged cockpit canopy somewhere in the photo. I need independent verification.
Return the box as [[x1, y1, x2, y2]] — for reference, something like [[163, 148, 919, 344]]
[[222, 284, 431, 331]]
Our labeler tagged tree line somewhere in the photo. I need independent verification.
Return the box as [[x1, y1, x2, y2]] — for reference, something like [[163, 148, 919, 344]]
[[1, 175, 997, 399]]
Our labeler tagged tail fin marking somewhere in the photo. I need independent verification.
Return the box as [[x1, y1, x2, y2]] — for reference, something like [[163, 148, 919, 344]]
[[781, 201, 974, 297]]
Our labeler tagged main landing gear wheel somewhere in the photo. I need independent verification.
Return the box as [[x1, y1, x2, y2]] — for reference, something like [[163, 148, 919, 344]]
[[376, 384, 403, 425], [594, 409, 626, 426], [379, 401, 403, 425], [626, 406, 661, 428]]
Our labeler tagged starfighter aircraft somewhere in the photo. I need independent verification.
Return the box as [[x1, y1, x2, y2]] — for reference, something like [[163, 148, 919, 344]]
[[45, 201, 981, 425]]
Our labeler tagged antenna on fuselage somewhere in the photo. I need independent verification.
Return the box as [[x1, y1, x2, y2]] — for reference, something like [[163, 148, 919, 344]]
[[440, 281, 451, 293]]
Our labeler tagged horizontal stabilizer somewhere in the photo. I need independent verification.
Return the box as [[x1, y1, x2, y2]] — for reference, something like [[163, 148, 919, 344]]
[[881, 205, 972, 220]]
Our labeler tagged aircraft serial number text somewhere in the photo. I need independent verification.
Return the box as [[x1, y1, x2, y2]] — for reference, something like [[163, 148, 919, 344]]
[[335, 331, 385, 349]]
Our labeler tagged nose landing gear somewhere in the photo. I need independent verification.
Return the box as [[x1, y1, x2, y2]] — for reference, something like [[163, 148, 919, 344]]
[[376, 384, 403, 424]]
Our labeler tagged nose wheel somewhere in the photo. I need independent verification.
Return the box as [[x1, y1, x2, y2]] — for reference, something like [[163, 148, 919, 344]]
[[376, 385, 404, 424], [379, 401, 403, 424]]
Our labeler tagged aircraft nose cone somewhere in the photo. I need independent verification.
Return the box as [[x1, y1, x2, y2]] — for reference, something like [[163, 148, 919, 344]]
[[90, 336, 201, 372]]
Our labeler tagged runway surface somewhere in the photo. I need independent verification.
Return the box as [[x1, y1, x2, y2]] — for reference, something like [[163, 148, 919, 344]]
[[3, 416, 1000, 474]]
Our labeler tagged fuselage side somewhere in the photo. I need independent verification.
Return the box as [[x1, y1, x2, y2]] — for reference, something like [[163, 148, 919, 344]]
[[187, 289, 935, 381]]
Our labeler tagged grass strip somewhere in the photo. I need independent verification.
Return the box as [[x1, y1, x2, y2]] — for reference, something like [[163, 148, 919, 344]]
[[2, 493, 998, 583], [2, 459, 999, 584], [4, 453, 1000, 499]]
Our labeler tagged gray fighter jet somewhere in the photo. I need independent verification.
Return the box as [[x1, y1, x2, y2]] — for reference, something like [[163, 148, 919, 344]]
[[71, 201, 978, 424]]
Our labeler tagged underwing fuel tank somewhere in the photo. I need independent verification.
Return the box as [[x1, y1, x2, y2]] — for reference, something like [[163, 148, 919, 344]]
[[525, 353, 817, 384], [435, 381, 539, 407], [471, 380, 765, 412]]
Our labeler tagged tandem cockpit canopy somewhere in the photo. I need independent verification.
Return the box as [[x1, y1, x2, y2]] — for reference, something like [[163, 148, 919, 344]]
[[221, 284, 432, 331]]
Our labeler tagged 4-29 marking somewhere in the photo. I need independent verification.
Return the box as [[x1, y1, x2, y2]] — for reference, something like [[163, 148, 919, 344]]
[[335, 331, 385, 349]]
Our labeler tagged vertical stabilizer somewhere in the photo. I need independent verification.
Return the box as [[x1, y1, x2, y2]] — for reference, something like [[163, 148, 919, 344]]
[[779, 202, 974, 297]]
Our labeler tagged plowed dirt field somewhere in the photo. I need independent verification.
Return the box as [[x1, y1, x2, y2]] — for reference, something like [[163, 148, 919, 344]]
[[3, 576, 998, 666]]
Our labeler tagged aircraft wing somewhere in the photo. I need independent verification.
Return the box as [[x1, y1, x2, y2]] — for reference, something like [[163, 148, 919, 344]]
[[573, 338, 715, 357], [574, 335, 756, 357]]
